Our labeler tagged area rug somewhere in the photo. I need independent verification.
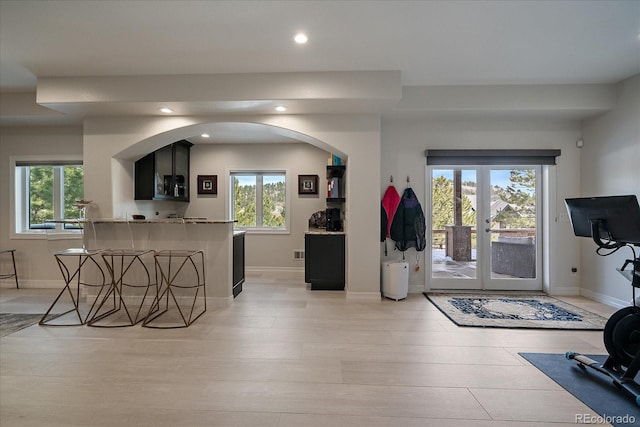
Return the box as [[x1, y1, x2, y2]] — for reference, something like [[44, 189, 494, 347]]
[[424, 293, 607, 329], [0, 313, 42, 338], [520, 353, 640, 426]]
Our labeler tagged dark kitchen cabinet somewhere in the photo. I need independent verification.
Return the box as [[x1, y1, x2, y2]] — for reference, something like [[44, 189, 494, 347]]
[[135, 140, 192, 202], [305, 233, 345, 290], [233, 232, 245, 298]]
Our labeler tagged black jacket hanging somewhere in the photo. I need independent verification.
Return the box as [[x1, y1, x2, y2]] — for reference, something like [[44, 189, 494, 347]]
[[390, 187, 426, 252]]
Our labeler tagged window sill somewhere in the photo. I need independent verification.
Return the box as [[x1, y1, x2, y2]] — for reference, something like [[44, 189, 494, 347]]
[[234, 228, 290, 236], [10, 231, 83, 240]]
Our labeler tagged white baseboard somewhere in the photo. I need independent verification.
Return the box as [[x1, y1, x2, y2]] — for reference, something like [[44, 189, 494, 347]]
[[245, 266, 304, 273], [0, 279, 64, 289], [206, 296, 234, 307], [580, 288, 630, 309], [546, 286, 581, 296], [245, 266, 305, 281]]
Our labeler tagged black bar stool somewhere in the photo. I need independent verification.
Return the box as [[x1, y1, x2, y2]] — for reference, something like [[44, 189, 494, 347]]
[[0, 249, 19, 289]]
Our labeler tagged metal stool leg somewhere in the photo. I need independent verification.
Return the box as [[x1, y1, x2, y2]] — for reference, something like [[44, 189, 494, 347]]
[[142, 250, 206, 328], [0, 249, 19, 289], [40, 252, 107, 326], [89, 250, 158, 327]]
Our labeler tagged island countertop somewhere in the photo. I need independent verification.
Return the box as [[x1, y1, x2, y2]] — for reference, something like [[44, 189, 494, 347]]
[[88, 218, 237, 224], [305, 229, 346, 235], [47, 218, 237, 224]]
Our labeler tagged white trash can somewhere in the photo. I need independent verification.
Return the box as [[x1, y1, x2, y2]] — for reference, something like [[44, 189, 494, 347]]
[[381, 261, 409, 301]]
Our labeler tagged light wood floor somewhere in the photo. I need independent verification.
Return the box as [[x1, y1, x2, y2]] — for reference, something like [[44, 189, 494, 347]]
[[0, 274, 619, 427]]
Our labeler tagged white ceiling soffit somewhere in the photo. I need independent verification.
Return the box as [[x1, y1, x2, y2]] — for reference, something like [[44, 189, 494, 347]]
[[34, 71, 402, 117]]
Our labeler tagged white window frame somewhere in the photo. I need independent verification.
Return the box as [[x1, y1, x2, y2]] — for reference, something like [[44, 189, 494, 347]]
[[10, 155, 83, 239], [228, 169, 290, 235]]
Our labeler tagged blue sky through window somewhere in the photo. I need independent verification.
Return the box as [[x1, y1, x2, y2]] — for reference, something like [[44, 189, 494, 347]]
[[235, 175, 284, 186]]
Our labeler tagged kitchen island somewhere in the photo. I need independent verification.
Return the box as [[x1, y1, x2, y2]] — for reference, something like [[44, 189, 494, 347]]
[[89, 219, 240, 305]]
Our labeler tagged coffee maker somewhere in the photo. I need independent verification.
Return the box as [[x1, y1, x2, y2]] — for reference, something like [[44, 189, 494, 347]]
[[325, 208, 342, 231]]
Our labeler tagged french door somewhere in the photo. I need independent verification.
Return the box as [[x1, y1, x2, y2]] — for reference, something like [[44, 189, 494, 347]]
[[427, 165, 542, 291]]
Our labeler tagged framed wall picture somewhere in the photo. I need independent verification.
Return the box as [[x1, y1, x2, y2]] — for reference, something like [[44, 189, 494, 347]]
[[197, 175, 217, 195], [298, 174, 319, 195]]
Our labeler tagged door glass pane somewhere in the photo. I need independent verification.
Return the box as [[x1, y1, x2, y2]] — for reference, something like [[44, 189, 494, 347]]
[[489, 168, 537, 279], [431, 169, 477, 279]]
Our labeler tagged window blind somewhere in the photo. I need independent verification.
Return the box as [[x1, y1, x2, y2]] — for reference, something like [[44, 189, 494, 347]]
[[15, 160, 83, 166], [425, 149, 561, 166]]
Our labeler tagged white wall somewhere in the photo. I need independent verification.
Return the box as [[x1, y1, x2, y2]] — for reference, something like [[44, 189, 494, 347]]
[[5, 76, 636, 305], [1, 115, 381, 296], [187, 142, 329, 270], [380, 115, 583, 294], [579, 74, 640, 307], [82, 114, 382, 298], [0, 126, 83, 285]]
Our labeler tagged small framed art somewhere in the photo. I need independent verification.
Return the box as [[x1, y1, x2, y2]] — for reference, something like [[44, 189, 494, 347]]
[[197, 175, 217, 195], [298, 174, 319, 195]]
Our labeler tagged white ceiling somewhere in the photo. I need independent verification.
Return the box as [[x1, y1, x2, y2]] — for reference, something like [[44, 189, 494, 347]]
[[0, 0, 638, 137]]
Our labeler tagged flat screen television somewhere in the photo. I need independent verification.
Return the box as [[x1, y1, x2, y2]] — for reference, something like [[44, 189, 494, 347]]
[[565, 195, 640, 246]]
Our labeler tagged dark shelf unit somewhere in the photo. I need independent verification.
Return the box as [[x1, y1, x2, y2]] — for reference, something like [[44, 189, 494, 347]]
[[305, 233, 345, 290], [325, 165, 346, 203], [135, 140, 193, 202]]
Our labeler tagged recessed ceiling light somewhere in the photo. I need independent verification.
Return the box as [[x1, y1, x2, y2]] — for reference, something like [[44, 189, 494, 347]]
[[201, 133, 210, 138], [294, 33, 308, 44], [275, 105, 287, 112], [159, 107, 173, 114]]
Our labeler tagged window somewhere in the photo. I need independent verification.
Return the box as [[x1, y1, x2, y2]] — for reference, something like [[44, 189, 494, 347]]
[[13, 158, 83, 233], [230, 171, 287, 232]]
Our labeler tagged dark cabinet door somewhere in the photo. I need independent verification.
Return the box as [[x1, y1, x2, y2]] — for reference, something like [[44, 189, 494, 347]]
[[154, 144, 173, 198], [305, 234, 345, 290], [134, 140, 192, 201], [134, 152, 155, 200], [173, 142, 190, 200], [233, 233, 245, 297]]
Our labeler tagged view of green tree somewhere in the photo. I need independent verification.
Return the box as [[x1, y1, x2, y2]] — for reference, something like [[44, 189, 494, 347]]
[[233, 175, 286, 228], [431, 175, 476, 229], [431, 169, 536, 233], [28, 165, 84, 227], [29, 166, 54, 226], [64, 166, 84, 219], [494, 169, 536, 228], [263, 180, 286, 227], [234, 177, 256, 227]]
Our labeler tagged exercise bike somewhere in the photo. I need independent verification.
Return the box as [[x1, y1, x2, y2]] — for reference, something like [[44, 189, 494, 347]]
[[564, 195, 640, 407]]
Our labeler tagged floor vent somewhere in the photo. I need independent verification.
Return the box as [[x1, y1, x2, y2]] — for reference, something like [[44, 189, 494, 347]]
[[293, 250, 305, 260]]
